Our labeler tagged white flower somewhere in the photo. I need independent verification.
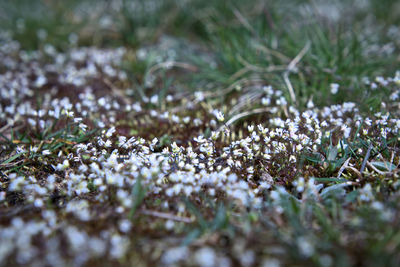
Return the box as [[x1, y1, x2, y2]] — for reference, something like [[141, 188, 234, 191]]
[[56, 159, 70, 171], [261, 97, 271, 106], [150, 95, 159, 104], [240, 250, 255, 266], [35, 75, 47, 87], [165, 220, 175, 230], [210, 131, 220, 140], [293, 177, 305, 193], [8, 175, 25, 191], [213, 110, 225, 122], [194, 247, 216, 267], [330, 83, 339, 94], [97, 121, 105, 128], [79, 123, 88, 131], [63, 109, 74, 118], [195, 91, 205, 101], [263, 85, 274, 95], [307, 99, 314, 109], [34, 198, 44, 207], [161, 247, 189, 265], [42, 150, 51, 155], [65, 226, 87, 252], [105, 127, 116, 138], [119, 219, 132, 233], [104, 139, 112, 147], [341, 124, 351, 139], [194, 135, 206, 143], [248, 125, 254, 133], [73, 117, 83, 123], [277, 97, 287, 106]]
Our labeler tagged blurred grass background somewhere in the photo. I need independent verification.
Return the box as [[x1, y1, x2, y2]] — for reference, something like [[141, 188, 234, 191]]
[[1, 0, 399, 110]]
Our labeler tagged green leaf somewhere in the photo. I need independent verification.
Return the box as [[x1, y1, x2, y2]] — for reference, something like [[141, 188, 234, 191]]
[[320, 184, 349, 199], [183, 198, 207, 229], [0, 133, 11, 143], [0, 153, 22, 165], [327, 146, 338, 161], [370, 161, 396, 172], [313, 177, 348, 183], [345, 190, 359, 203], [129, 176, 146, 219], [305, 153, 324, 163], [211, 203, 228, 231], [159, 134, 172, 147], [182, 228, 202, 246]]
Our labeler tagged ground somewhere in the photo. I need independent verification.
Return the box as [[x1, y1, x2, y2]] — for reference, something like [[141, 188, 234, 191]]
[[0, 0, 400, 266]]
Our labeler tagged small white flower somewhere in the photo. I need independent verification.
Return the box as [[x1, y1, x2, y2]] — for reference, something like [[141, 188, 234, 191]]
[[104, 139, 112, 147], [79, 123, 88, 131], [261, 97, 271, 106], [213, 110, 225, 122], [42, 150, 51, 155], [194, 247, 216, 267], [73, 117, 83, 123], [65, 110, 74, 118], [35, 75, 47, 87], [195, 91, 205, 101], [150, 95, 159, 104], [330, 83, 339, 94], [119, 219, 132, 233], [34, 198, 44, 207], [161, 247, 189, 265], [165, 220, 175, 230], [248, 125, 254, 133], [307, 99, 314, 109], [293, 177, 305, 193], [210, 131, 220, 140], [341, 124, 351, 139], [105, 127, 116, 138], [56, 159, 70, 171]]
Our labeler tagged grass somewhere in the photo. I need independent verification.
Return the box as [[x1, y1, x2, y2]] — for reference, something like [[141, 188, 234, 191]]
[[0, 0, 400, 266]]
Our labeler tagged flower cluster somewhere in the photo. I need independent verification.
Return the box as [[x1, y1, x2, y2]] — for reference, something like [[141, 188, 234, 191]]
[[0, 28, 400, 266]]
